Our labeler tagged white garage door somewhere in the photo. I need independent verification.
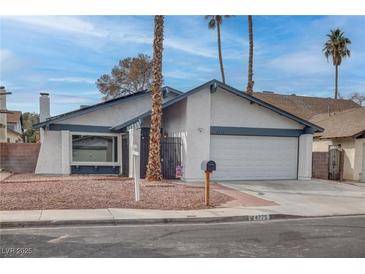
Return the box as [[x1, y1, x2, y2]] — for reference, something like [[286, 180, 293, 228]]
[[210, 135, 298, 180]]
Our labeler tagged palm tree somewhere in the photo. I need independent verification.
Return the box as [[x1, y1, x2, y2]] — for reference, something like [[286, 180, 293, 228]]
[[323, 28, 351, 99], [206, 15, 232, 83], [146, 15, 164, 182], [246, 15, 254, 95]]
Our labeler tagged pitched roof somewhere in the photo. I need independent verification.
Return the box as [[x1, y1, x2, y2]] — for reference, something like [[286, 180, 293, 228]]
[[7, 127, 22, 136], [310, 108, 365, 138], [253, 92, 361, 120], [33, 87, 182, 129], [7, 110, 22, 123], [111, 80, 323, 132]]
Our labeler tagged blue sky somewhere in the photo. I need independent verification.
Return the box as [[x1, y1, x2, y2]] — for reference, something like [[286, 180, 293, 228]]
[[1, 15, 364, 115]]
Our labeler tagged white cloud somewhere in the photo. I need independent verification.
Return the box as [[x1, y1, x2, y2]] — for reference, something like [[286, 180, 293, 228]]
[[3, 16, 108, 37], [165, 37, 216, 58], [52, 93, 99, 105], [0, 49, 27, 73], [267, 51, 330, 76], [3, 16, 221, 58], [48, 77, 95, 84]]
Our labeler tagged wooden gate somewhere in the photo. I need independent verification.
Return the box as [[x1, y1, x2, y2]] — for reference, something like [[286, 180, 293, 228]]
[[328, 145, 344, 181], [140, 128, 182, 179]]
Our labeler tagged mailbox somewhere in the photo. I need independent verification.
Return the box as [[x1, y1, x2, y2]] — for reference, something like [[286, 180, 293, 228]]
[[201, 160, 216, 172]]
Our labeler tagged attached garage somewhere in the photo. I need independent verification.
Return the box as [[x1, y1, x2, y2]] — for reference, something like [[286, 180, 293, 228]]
[[210, 135, 298, 180]]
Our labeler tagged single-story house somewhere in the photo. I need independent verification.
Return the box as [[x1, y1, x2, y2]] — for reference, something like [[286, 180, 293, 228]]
[[34, 80, 323, 181], [310, 108, 365, 182], [253, 91, 365, 182], [6, 111, 23, 143], [1, 87, 23, 143]]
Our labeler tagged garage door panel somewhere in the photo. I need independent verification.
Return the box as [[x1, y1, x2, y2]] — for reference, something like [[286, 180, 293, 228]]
[[210, 135, 298, 180]]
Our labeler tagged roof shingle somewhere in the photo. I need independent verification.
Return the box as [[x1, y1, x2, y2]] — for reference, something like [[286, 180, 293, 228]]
[[7, 111, 22, 123], [253, 92, 360, 120], [309, 108, 365, 138]]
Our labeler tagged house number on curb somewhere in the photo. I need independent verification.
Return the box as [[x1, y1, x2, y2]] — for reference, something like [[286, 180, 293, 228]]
[[248, 215, 271, 222]]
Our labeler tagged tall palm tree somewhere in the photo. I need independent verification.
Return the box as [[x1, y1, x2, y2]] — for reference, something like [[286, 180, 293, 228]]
[[146, 15, 164, 182], [246, 15, 254, 95], [323, 28, 351, 99], [206, 15, 232, 83]]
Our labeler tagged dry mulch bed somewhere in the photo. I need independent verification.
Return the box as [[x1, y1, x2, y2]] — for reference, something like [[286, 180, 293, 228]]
[[0, 175, 233, 211]]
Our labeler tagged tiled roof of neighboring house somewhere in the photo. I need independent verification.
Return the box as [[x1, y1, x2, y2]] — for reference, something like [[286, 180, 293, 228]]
[[7, 110, 22, 123], [253, 92, 361, 120], [7, 127, 22, 136], [310, 108, 365, 139]]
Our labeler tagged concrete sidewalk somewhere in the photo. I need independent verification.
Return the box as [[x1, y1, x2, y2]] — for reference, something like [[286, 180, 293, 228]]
[[1, 204, 365, 228], [0, 207, 280, 227], [0, 172, 12, 182]]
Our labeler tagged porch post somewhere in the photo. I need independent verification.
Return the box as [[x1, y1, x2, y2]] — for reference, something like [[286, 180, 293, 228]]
[[129, 128, 141, 178], [360, 150, 365, 181], [298, 133, 313, 180], [61, 130, 71, 175], [118, 134, 123, 175]]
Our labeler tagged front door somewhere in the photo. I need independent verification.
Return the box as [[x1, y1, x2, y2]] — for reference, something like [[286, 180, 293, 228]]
[[139, 128, 182, 179]]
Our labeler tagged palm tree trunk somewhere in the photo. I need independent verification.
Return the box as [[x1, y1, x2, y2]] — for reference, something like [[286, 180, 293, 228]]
[[335, 64, 339, 99], [217, 22, 225, 83], [246, 15, 254, 95], [146, 15, 164, 182]]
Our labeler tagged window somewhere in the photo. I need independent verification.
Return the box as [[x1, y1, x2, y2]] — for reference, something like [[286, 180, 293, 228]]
[[72, 135, 118, 163], [7, 124, 16, 130]]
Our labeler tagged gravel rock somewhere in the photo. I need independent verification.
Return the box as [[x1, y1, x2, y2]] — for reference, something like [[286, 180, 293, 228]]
[[0, 176, 233, 210]]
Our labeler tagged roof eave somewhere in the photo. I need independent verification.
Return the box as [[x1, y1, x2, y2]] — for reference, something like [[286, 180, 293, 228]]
[[32, 91, 152, 129]]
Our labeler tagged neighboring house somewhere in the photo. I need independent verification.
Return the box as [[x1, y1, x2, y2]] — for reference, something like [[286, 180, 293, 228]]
[[34, 80, 322, 182], [6, 111, 23, 143], [311, 108, 365, 182], [254, 92, 360, 120], [0, 87, 23, 143], [253, 91, 364, 182]]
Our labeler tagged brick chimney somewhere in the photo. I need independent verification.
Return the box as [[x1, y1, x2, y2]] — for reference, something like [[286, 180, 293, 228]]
[[39, 92, 50, 143], [0, 87, 8, 142], [39, 92, 50, 122]]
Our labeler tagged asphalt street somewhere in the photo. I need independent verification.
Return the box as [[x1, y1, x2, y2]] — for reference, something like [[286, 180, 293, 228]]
[[1, 215, 365, 257]]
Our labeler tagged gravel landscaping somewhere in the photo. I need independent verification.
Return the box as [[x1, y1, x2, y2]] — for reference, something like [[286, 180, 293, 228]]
[[0, 175, 233, 210]]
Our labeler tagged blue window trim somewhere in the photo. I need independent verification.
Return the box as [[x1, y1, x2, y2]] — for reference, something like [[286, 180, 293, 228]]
[[49, 123, 113, 133], [71, 165, 120, 174], [210, 126, 310, 137]]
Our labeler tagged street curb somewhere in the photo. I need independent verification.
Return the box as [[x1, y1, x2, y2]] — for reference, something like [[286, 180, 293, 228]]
[[0, 213, 328, 228], [2, 213, 365, 229]]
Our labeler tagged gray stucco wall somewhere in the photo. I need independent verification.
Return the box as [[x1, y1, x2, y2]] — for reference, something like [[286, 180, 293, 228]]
[[60, 93, 178, 127], [35, 130, 63, 174], [211, 88, 303, 130], [184, 87, 211, 181]]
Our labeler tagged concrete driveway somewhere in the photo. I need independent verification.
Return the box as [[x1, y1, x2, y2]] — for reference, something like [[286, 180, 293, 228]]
[[221, 180, 365, 217]]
